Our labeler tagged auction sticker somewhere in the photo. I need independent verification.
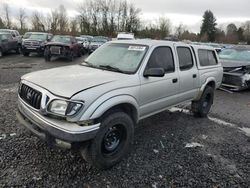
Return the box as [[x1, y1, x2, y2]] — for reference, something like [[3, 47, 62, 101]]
[[128, 46, 146, 51]]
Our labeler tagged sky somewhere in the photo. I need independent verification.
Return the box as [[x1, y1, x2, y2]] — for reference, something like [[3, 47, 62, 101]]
[[1, 0, 250, 33]]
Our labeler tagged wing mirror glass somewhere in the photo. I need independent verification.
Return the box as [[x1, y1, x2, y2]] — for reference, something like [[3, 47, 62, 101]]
[[144, 68, 165, 77]]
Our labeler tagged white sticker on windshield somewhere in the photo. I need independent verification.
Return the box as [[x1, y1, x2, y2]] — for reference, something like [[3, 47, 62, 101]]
[[128, 46, 146, 51]]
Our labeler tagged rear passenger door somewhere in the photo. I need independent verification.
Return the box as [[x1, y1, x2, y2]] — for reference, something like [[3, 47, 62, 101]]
[[1, 34, 9, 51], [7, 34, 17, 50], [139, 46, 180, 117], [175, 45, 199, 102]]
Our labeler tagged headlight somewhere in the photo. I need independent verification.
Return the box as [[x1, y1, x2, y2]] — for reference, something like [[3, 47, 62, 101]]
[[48, 100, 83, 117]]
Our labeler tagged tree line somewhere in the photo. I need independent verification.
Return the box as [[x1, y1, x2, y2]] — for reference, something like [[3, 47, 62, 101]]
[[0, 1, 250, 44]]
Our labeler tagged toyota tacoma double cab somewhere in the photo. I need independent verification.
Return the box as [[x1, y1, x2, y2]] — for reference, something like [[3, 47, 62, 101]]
[[17, 40, 223, 169]]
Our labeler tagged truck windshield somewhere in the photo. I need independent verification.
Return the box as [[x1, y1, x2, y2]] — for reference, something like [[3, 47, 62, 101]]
[[51, 36, 71, 43], [83, 43, 148, 74], [29, 34, 47, 40], [219, 49, 250, 62]]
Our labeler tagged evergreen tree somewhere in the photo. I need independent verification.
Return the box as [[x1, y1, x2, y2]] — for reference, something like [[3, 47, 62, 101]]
[[237, 27, 245, 42], [200, 10, 217, 42]]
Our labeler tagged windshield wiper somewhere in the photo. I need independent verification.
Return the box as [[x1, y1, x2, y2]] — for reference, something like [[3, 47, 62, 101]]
[[98, 65, 126, 73], [81, 60, 96, 68]]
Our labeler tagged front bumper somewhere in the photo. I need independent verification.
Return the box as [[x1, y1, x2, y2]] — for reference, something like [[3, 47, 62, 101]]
[[22, 46, 45, 53], [17, 98, 100, 147], [222, 72, 250, 90]]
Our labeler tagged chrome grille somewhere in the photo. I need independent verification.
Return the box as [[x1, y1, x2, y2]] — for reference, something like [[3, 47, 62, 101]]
[[19, 84, 42, 109], [50, 46, 61, 54]]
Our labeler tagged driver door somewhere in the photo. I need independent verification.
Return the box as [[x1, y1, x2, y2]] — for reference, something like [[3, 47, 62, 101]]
[[139, 46, 180, 118]]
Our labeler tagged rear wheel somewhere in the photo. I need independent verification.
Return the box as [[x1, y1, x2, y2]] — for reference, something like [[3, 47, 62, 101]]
[[192, 86, 214, 117], [69, 51, 74, 61], [16, 45, 22, 54], [80, 111, 134, 169], [45, 54, 51, 62], [23, 52, 29, 57]]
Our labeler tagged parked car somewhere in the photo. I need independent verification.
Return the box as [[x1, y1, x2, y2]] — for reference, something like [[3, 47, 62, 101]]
[[89, 36, 108, 53], [117, 32, 135, 40], [22, 32, 53, 56], [0, 29, 22, 45], [76, 37, 88, 54], [0, 32, 21, 57], [22, 32, 32, 40], [219, 46, 250, 90], [44, 35, 82, 61], [17, 40, 223, 169]]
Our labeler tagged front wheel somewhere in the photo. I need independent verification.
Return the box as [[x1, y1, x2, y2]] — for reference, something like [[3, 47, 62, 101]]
[[45, 54, 51, 62], [23, 52, 29, 56], [191, 86, 214, 118], [68, 51, 74, 61], [16, 45, 22, 54], [80, 111, 134, 169]]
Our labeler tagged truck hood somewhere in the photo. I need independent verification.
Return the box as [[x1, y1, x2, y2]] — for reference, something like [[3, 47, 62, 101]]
[[22, 65, 128, 98], [220, 59, 250, 68], [45, 42, 71, 47]]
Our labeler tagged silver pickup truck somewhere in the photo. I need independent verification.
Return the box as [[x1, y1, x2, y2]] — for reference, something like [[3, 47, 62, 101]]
[[17, 40, 223, 169]]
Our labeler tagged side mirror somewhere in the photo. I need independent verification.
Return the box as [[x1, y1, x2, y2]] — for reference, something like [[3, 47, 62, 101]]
[[144, 68, 165, 77], [1, 39, 8, 42]]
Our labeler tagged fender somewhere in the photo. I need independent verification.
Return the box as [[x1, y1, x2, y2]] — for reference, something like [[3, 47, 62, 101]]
[[194, 77, 216, 101], [80, 95, 139, 122]]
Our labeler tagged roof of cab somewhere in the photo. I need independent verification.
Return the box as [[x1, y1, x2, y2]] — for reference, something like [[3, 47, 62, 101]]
[[110, 39, 216, 50]]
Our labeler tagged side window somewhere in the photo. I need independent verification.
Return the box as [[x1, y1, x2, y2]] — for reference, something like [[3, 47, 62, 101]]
[[6, 34, 12, 40], [1, 34, 8, 40], [11, 32, 16, 37], [146, 47, 175, 73], [198, 50, 218, 66], [208, 51, 218, 65], [71, 38, 77, 43], [48, 35, 52, 40], [177, 47, 194, 71]]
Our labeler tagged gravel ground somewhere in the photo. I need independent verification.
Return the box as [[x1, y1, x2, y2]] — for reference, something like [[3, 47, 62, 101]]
[[0, 53, 250, 187]]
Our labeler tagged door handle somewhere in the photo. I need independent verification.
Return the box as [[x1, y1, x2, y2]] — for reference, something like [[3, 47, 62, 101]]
[[193, 74, 197, 78], [172, 78, 178, 83]]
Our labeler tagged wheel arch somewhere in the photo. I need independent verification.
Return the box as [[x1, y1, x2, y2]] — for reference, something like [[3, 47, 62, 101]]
[[87, 95, 139, 124], [194, 77, 216, 101]]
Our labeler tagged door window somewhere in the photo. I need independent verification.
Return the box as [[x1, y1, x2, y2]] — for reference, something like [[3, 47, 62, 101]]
[[198, 49, 218, 66], [146, 47, 175, 73], [1, 34, 8, 40], [177, 47, 194, 71]]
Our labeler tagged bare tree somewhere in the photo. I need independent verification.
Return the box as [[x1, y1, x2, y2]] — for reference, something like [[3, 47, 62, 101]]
[[58, 5, 68, 34], [175, 23, 185, 39], [0, 16, 5, 28], [70, 18, 78, 35], [3, 3, 12, 28], [17, 8, 27, 31], [158, 17, 171, 38], [31, 11, 46, 31], [243, 21, 250, 44]]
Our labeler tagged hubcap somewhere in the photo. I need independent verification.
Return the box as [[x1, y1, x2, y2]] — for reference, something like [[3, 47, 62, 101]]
[[102, 125, 126, 155]]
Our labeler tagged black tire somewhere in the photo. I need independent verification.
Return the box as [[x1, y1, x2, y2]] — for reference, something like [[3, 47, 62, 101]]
[[16, 45, 22, 54], [80, 111, 134, 169], [191, 86, 214, 118], [23, 52, 29, 57], [77, 50, 82, 57], [45, 55, 51, 62], [69, 51, 74, 61], [0, 48, 2, 57]]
